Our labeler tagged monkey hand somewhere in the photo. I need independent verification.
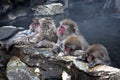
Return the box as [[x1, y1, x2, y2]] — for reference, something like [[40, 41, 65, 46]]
[[88, 61, 97, 68], [76, 55, 86, 61]]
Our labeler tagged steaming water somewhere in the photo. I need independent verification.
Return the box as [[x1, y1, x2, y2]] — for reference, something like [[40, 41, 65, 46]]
[[0, 0, 120, 68]]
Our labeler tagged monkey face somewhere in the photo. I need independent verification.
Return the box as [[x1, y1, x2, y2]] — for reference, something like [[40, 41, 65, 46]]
[[40, 17, 55, 30], [30, 17, 41, 32], [64, 44, 77, 55], [30, 23, 41, 32], [64, 44, 72, 55], [87, 54, 94, 63], [57, 25, 66, 36]]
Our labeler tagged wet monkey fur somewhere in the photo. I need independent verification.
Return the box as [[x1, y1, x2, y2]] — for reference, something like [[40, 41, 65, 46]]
[[61, 34, 89, 55], [53, 19, 89, 54], [57, 19, 80, 43], [86, 44, 111, 68], [29, 17, 41, 33]]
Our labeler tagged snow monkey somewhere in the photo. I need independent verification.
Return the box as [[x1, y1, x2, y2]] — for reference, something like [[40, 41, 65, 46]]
[[53, 19, 89, 54], [57, 19, 80, 43], [5, 17, 41, 50], [61, 34, 89, 55], [29, 17, 41, 33], [86, 44, 111, 68], [30, 17, 58, 45]]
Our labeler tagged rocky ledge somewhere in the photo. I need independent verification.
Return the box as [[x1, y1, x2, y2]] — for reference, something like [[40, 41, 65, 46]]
[[0, 44, 119, 80]]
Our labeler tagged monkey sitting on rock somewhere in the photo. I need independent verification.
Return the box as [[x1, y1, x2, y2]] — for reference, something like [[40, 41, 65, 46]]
[[30, 17, 58, 48], [86, 44, 111, 68], [5, 17, 41, 50], [57, 19, 80, 43], [53, 19, 89, 54]]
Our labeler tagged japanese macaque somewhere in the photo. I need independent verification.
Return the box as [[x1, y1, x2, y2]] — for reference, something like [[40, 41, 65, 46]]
[[57, 19, 80, 43], [61, 34, 89, 55], [5, 17, 42, 50], [29, 17, 41, 33], [57, 19, 79, 44], [53, 19, 89, 54], [86, 44, 111, 68], [30, 17, 58, 45]]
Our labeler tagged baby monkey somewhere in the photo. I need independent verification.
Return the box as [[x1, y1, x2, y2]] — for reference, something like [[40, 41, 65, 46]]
[[61, 34, 89, 55], [86, 44, 111, 68]]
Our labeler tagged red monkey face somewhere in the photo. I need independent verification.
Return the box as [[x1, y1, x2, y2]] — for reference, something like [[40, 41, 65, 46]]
[[29, 19, 41, 32], [87, 54, 94, 62], [57, 25, 66, 36], [64, 44, 72, 55]]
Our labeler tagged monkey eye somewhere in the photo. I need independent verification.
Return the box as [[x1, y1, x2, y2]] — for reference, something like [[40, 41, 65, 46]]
[[60, 25, 66, 29]]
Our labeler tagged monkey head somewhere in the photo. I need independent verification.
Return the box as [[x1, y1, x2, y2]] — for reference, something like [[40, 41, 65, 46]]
[[57, 19, 77, 37], [57, 25, 66, 36], [41, 17, 56, 30], [29, 17, 41, 32], [86, 44, 104, 63], [86, 44, 111, 68], [62, 34, 82, 55]]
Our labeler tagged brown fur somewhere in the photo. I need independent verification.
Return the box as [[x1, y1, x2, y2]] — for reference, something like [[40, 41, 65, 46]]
[[65, 34, 82, 50], [87, 44, 111, 68], [30, 17, 41, 32], [30, 17, 57, 43], [61, 19, 78, 33], [57, 19, 80, 43], [62, 34, 89, 55]]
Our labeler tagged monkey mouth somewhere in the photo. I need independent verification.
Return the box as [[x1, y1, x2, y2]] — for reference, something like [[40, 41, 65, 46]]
[[57, 25, 66, 36], [64, 47, 71, 55]]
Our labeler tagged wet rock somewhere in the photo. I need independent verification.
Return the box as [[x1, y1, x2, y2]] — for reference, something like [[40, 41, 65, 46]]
[[6, 56, 40, 80], [13, 45, 63, 80], [32, 3, 64, 15], [8, 7, 28, 20], [8, 44, 120, 80], [19, 45, 55, 67], [62, 71, 71, 80], [0, 26, 18, 40], [0, 50, 10, 80], [17, 45, 93, 80], [48, 0, 68, 8]]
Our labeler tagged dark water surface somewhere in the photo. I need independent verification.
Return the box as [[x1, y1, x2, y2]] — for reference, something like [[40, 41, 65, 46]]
[[0, 0, 120, 68]]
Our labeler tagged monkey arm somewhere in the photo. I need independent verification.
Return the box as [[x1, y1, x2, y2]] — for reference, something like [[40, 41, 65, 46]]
[[89, 58, 106, 68]]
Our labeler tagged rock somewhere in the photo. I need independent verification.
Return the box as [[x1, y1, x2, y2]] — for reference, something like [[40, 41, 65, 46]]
[[8, 7, 28, 20], [32, 3, 64, 15], [7, 43, 120, 80], [0, 26, 18, 40], [30, 0, 47, 6], [62, 71, 71, 80], [19, 45, 55, 67], [6, 56, 40, 80], [0, 0, 13, 15], [12, 45, 63, 80], [0, 50, 9, 80]]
